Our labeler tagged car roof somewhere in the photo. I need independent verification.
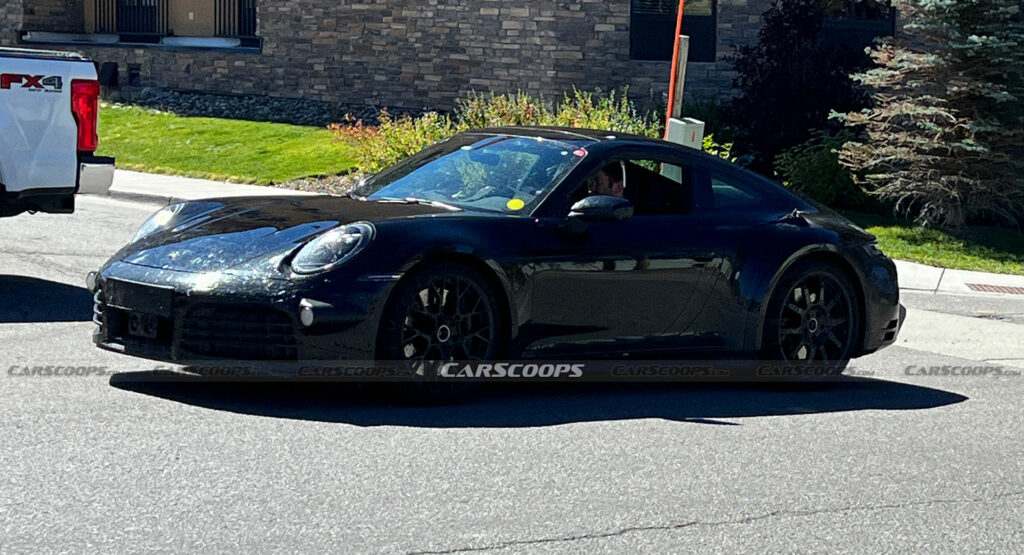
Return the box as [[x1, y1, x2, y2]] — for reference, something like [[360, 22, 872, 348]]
[[466, 126, 659, 144], [464, 126, 730, 164], [462, 126, 805, 203]]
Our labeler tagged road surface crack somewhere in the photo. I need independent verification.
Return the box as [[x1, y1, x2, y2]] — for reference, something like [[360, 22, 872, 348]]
[[407, 490, 1024, 554]]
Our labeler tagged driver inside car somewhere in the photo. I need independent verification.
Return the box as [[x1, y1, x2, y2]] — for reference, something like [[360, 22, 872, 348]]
[[586, 164, 624, 197]]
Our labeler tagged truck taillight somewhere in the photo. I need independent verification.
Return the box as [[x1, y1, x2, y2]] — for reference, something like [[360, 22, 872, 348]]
[[71, 79, 100, 153]]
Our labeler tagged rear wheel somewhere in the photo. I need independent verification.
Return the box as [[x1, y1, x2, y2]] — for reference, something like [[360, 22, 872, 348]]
[[761, 260, 860, 378], [377, 262, 506, 403]]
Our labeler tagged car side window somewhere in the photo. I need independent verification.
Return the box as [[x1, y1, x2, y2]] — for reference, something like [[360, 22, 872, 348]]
[[710, 173, 765, 210], [621, 159, 694, 216], [566, 162, 627, 208]]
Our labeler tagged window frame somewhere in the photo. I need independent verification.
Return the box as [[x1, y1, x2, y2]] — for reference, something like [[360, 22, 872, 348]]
[[87, 0, 258, 43], [694, 165, 793, 213], [629, 0, 718, 63], [553, 151, 700, 218]]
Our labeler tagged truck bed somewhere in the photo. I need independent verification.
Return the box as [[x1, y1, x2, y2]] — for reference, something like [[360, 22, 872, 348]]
[[0, 46, 86, 61]]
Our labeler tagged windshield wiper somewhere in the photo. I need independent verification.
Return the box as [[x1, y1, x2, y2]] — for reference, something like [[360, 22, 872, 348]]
[[373, 197, 460, 211], [405, 197, 460, 211]]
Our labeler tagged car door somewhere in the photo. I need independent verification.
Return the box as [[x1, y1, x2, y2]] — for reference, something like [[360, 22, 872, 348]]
[[683, 164, 791, 352], [521, 154, 721, 357]]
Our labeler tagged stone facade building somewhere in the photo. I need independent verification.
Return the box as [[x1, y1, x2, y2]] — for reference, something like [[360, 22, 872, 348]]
[[1, 0, 894, 112]]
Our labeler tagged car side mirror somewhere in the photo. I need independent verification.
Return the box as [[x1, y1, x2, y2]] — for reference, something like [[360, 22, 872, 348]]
[[569, 195, 634, 222]]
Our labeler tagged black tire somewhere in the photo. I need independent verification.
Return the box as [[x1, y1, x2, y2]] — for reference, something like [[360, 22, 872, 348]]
[[760, 260, 861, 380], [376, 262, 507, 404]]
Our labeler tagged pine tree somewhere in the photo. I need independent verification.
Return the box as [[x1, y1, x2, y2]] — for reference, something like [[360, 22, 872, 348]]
[[837, 0, 1024, 229]]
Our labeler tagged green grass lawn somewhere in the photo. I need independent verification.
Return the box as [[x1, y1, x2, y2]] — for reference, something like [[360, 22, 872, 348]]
[[97, 103, 356, 184], [843, 211, 1024, 275]]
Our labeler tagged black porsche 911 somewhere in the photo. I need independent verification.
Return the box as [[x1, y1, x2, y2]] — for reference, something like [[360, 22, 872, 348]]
[[90, 127, 903, 383]]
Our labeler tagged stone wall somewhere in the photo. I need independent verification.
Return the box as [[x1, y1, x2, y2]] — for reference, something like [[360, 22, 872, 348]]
[[4, 0, 773, 112], [1, 1, 24, 46], [22, 0, 83, 33]]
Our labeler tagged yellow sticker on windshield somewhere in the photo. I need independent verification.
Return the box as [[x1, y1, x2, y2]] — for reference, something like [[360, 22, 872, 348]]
[[506, 199, 526, 211]]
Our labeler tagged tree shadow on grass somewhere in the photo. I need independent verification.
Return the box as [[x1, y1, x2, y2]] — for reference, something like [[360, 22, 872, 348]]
[[843, 210, 1024, 267], [109, 372, 967, 428]]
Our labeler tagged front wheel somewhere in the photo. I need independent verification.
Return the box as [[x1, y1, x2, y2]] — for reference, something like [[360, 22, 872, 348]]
[[376, 262, 507, 403], [761, 260, 861, 377]]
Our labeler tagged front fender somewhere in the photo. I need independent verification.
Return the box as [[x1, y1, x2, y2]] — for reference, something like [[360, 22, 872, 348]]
[[389, 239, 524, 336], [737, 225, 848, 352]]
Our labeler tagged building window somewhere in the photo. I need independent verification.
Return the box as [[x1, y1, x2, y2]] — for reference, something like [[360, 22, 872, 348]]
[[630, 0, 716, 62], [95, 0, 168, 38], [820, 0, 897, 50], [88, 0, 257, 43], [215, 0, 257, 38], [821, 0, 893, 20]]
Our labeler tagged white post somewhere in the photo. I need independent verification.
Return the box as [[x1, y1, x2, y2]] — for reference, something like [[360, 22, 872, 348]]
[[670, 35, 690, 119], [665, 34, 705, 153]]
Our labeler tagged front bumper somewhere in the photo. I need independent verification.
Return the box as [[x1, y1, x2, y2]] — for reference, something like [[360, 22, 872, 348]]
[[91, 262, 395, 367], [854, 247, 904, 355], [78, 155, 115, 195]]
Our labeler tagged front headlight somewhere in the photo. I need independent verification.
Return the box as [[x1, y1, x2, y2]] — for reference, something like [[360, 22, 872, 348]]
[[133, 203, 185, 242], [291, 222, 375, 274]]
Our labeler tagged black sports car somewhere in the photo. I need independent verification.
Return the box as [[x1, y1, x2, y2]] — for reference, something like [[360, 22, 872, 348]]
[[90, 127, 903, 381]]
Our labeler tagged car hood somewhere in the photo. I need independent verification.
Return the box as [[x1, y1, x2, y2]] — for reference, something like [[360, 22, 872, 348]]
[[117, 196, 456, 274]]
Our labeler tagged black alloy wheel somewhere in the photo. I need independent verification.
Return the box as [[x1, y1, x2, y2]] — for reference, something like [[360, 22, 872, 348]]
[[378, 263, 506, 402], [399, 272, 496, 368], [762, 261, 860, 372]]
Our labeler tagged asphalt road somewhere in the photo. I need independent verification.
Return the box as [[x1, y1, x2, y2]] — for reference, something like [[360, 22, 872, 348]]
[[2, 196, 1023, 553]]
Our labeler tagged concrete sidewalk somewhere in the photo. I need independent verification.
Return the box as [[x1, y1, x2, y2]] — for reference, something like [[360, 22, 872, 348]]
[[105, 169, 316, 205], [93, 170, 1024, 297], [894, 260, 1024, 297]]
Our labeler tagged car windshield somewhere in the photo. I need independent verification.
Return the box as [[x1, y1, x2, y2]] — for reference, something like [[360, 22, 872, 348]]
[[350, 134, 591, 213]]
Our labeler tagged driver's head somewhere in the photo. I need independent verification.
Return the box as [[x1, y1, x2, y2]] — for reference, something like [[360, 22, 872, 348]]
[[587, 164, 624, 197]]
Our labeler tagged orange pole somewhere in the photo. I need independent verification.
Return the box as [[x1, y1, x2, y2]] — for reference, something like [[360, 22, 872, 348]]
[[664, 0, 686, 138]]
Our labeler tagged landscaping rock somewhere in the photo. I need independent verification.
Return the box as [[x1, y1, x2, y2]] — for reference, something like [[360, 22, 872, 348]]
[[275, 173, 364, 196], [115, 88, 436, 127]]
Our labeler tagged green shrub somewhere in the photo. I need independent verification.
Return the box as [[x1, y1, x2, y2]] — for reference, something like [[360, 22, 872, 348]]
[[457, 89, 661, 137], [332, 109, 456, 174], [702, 134, 734, 161], [336, 89, 744, 177], [775, 131, 868, 209], [546, 89, 661, 138], [724, 0, 872, 174], [335, 89, 661, 174], [456, 91, 550, 128]]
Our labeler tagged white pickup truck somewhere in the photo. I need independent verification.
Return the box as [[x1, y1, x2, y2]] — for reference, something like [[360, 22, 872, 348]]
[[0, 47, 114, 218]]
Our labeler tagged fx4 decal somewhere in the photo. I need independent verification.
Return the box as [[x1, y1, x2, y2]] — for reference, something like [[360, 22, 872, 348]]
[[0, 74, 63, 92]]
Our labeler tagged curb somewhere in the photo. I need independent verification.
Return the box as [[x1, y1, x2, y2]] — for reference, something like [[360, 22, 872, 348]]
[[89, 185, 318, 206], [92, 169, 320, 205], [103, 188, 175, 206]]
